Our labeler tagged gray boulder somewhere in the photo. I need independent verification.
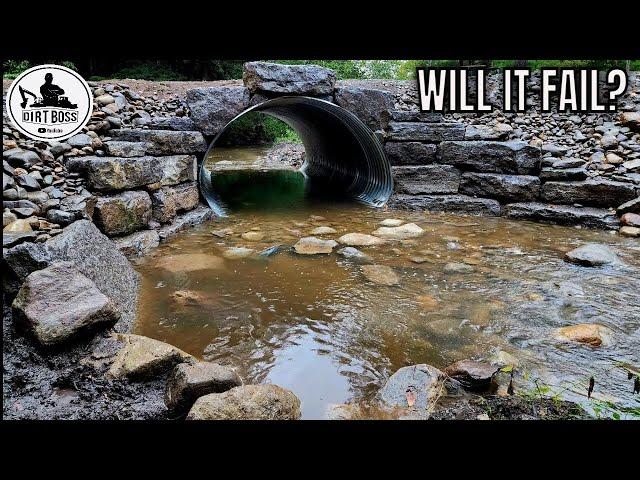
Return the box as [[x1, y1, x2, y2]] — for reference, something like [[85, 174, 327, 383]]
[[186, 384, 301, 420], [165, 362, 242, 414], [114, 230, 160, 257], [439, 140, 541, 175], [243, 61, 336, 96], [82, 156, 162, 191], [110, 130, 207, 155], [386, 122, 465, 142], [389, 194, 501, 216], [460, 172, 540, 202], [103, 141, 149, 158], [12, 261, 119, 346], [67, 134, 93, 149], [7, 150, 41, 169], [149, 155, 197, 188], [564, 244, 621, 267], [334, 87, 394, 130], [380, 110, 444, 128], [377, 364, 446, 410], [384, 142, 437, 165], [539, 167, 588, 181], [94, 190, 152, 236], [504, 202, 620, 229], [541, 179, 637, 208], [186, 86, 250, 136], [151, 183, 199, 223], [393, 165, 460, 195], [147, 116, 197, 131]]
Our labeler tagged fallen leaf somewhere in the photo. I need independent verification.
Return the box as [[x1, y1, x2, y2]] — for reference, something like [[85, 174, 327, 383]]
[[405, 389, 416, 407]]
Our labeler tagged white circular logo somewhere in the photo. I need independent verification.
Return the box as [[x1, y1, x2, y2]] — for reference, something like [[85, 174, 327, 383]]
[[6, 64, 93, 142]]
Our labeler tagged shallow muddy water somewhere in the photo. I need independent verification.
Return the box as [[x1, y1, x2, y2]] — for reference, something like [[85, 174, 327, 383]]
[[133, 147, 640, 419], [133, 202, 639, 419]]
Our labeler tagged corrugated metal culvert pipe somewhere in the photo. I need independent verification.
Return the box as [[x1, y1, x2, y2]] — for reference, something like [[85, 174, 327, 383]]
[[199, 96, 393, 215]]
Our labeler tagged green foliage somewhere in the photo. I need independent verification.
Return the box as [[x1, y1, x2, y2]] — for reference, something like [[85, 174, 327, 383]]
[[3, 59, 77, 79], [262, 116, 301, 144], [111, 61, 187, 81]]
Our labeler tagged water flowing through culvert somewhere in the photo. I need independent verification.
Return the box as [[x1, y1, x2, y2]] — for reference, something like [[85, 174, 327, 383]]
[[198, 96, 393, 216]]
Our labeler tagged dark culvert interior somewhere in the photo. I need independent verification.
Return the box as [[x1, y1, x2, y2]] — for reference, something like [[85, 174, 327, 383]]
[[199, 96, 393, 215]]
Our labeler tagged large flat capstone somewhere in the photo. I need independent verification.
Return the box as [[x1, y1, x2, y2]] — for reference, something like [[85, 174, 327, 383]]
[[110, 130, 207, 155], [460, 172, 540, 202], [393, 165, 460, 195], [79, 156, 163, 191], [439, 140, 541, 175], [540, 179, 637, 208], [389, 194, 502, 216], [503, 202, 620, 229], [334, 86, 394, 130], [243, 61, 336, 96]]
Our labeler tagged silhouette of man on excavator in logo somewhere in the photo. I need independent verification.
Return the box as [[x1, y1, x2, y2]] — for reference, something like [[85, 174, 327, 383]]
[[19, 72, 78, 109]]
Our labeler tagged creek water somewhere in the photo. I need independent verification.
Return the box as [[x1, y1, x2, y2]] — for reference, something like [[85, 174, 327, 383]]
[[132, 147, 640, 419]]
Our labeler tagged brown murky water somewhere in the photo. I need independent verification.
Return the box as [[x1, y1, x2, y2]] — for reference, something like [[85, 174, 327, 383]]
[[133, 147, 640, 419], [133, 202, 639, 419]]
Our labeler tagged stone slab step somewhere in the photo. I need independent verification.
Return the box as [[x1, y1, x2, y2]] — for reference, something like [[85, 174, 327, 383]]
[[110, 129, 207, 155], [503, 202, 620, 229], [392, 165, 460, 195], [388, 193, 501, 216]]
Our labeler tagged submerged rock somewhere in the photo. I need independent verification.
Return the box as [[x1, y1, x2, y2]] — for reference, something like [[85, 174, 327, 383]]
[[186, 384, 302, 420], [222, 247, 255, 259], [361, 265, 400, 286], [379, 218, 404, 227], [377, 364, 447, 410], [107, 334, 193, 380], [443, 262, 475, 274], [165, 362, 242, 414], [310, 226, 337, 235], [153, 253, 225, 272], [293, 236, 337, 255], [564, 244, 621, 267], [619, 226, 640, 237], [241, 231, 265, 242], [12, 262, 120, 346], [444, 360, 498, 392], [416, 294, 439, 309], [555, 323, 613, 347], [337, 232, 385, 247], [372, 222, 424, 240], [337, 246, 372, 263]]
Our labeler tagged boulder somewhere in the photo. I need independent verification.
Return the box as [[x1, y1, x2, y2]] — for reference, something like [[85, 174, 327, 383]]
[[464, 124, 512, 140], [303, 225, 334, 236], [554, 323, 613, 347], [336, 247, 372, 263], [439, 140, 541, 175], [46, 209, 75, 226], [337, 232, 385, 246], [619, 111, 640, 131], [293, 236, 337, 254], [157, 205, 214, 242], [377, 364, 446, 410], [186, 384, 301, 420], [107, 334, 193, 380], [621, 212, 640, 227], [110, 130, 207, 155], [165, 362, 243, 413], [186, 86, 251, 136], [12, 262, 119, 346], [114, 230, 160, 257], [619, 226, 640, 237], [539, 167, 588, 181], [379, 218, 404, 227], [564, 244, 621, 267], [384, 142, 437, 165], [149, 155, 197, 188], [460, 172, 540, 202], [81, 156, 162, 191], [361, 265, 400, 285], [372, 222, 424, 240], [385, 122, 465, 142], [241, 231, 265, 242], [380, 110, 444, 127], [67, 133, 93, 149], [334, 87, 394, 130], [504, 202, 620, 229], [616, 197, 640, 215], [444, 360, 497, 392], [94, 191, 152, 236], [147, 116, 197, 131], [151, 183, 199, 224], [7, 150, 40, 169], [393, 165, 460, 195], [389, 194, 502, 216], [4, 220, 140, 331], [541, 179, 636, 208], [243, 61, 336, 96], [103, 141, 149, 158]]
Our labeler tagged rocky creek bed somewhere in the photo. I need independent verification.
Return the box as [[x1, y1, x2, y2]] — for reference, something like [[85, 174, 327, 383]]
[[3, 61, 640, 420]]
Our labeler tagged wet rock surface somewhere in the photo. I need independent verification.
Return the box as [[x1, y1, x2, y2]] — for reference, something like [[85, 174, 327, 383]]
[[564, 243, 621, 267], [186, 384, 302, 420], [293, 236, 337, 255], [377, 364, 447, 410]]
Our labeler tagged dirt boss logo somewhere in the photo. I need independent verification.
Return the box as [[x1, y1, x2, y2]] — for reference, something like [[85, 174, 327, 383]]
[[6, 64, 93, 141]]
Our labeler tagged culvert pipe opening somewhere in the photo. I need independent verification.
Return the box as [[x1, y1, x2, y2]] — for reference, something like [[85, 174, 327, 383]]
[[199, 96, 393, 215]]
